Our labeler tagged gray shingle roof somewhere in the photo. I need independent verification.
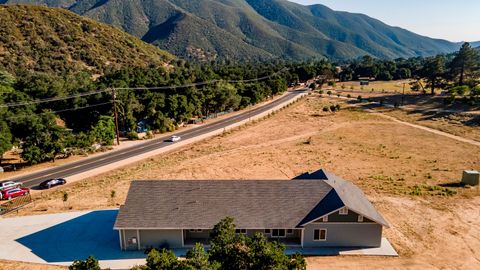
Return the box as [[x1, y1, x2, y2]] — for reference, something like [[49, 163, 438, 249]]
[[114, 170, 389, 229]]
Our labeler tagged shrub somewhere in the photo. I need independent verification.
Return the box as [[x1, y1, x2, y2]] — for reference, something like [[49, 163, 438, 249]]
[[327, 90, 332, 96], [69, 256, 101, 270], [347, 94, 351, 98], [126, 131, 139, 140], [322, 107, 330, 112], [448, 85, 470, 96], [357, 95, 362, 101], [335, 104, 341, 111], [330, 105, 337, 112]]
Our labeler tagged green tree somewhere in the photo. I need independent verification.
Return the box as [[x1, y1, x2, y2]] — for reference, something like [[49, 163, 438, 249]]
[[421, 55, 446, 95], [21, 114, 68, 164], [69, 256, 101, 270], [449, 42, 480, 86], [0, 121, 12, 165], [186, 243, 219, 270], [90, 116, 116, 146], [146, 248, 179, 270]]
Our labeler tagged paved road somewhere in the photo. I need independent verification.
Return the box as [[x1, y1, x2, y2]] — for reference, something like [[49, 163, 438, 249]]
[[2, 89, 307, 188]]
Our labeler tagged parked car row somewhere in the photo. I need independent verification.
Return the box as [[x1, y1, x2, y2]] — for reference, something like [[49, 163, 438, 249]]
[[0, 178, 67, 200]]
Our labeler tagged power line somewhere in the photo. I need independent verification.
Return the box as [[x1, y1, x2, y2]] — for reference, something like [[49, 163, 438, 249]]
[[5, 101, 113, 121], [0, 89, 110, 108], [0, 68, 288, 109]]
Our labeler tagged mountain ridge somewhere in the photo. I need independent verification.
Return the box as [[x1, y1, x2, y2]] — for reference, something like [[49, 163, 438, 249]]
[[0, 4, 174, 75], [1, 0, 476, 61]]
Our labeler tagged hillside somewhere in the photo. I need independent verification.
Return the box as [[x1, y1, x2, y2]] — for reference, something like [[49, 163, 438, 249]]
[[0, 5, 174, 75], [0, 0, 473, 61]]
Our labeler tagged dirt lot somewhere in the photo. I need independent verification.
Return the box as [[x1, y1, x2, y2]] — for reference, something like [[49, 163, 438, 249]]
[[3, 94, 480, 269]]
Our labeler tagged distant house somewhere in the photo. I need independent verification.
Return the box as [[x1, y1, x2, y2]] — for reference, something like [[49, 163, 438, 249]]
[[114, 169, 389, 251]]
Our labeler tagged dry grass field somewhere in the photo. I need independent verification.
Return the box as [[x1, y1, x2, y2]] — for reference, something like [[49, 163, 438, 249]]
[[338, 80, 415, 93], [3, 94, 480, 269]]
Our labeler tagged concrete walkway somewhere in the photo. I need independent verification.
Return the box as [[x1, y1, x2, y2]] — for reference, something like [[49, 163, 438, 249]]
[[0, 210, 397, 269]]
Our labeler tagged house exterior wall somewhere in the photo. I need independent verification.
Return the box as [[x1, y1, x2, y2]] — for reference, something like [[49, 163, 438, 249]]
[[139, 229, 183, 249], [313, 210, 374, 223], [303, 223, 383, 248]]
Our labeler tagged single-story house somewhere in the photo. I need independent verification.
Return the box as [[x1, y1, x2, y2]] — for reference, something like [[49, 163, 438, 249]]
[[114, 169, 389, 251]]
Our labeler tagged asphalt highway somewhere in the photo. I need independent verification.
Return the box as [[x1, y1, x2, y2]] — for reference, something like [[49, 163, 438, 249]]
[[1, 89, 307, 188]]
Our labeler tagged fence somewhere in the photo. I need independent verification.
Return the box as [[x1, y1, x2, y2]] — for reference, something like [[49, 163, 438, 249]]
[[0, 194, 33, 216]]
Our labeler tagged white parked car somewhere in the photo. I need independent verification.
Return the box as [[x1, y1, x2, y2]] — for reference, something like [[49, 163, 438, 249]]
[[168, 135, 181, 142], [0, 181, 23, 191]]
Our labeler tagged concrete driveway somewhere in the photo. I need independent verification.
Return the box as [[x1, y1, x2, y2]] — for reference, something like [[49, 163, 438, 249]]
[[0, 210, 147, 269]]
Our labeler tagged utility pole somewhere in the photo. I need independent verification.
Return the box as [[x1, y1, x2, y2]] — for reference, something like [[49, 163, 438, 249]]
[[112, 88, 121, 146]]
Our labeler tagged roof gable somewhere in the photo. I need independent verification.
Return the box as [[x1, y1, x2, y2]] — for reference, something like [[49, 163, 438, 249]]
[[323, 171, 390, 227]]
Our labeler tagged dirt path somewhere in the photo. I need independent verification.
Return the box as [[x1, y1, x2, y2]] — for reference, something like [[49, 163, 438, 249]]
[[326, 95, 480, 147], [369, 110, 480, 147]]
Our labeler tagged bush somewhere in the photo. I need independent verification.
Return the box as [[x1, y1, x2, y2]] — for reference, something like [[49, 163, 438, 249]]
[[322, 107, 330, 112], [357, 95, 362, 101], [69, 256, 101, 270], [330, 105, 337, 112], [327, 90, 332, 96], [347, 94, 351, 98], [126, 131, 139, 140], [448, 85, 470, 96], [335, 104, 341, 111]]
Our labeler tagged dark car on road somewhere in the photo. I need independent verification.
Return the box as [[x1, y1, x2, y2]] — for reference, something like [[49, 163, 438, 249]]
[[39, 178, 67, 189], [0, 187, 30, 200]]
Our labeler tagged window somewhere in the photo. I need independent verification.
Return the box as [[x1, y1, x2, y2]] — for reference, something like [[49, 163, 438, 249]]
[[313, 229, 327, 241], [264, 229, 271, 234], [339, 207, 348, 215], [235, 229, 247, 234], [189, 229, 203, 232], [322, 216, 328, 222], [272, 229, 286, 238], [358, 215, 364, 222], [287, 229, 293, 234]]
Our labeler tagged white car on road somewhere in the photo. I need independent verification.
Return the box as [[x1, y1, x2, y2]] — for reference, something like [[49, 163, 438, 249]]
[[168, 135, 181, 142]]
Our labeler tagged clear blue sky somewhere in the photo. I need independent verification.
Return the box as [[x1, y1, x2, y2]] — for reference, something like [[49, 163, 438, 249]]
[[289, 0, 480, 42]]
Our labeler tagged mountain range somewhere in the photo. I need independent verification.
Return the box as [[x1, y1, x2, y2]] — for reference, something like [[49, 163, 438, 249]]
[[0, 0, 477, 61]]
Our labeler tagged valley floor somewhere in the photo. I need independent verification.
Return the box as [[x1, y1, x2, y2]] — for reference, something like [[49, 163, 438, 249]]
[[2, 94, 479, 269]]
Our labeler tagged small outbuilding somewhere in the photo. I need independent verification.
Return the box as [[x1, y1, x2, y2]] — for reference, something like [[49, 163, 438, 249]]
[[462, 170, 480, 186], [114, 170, 389, 251]]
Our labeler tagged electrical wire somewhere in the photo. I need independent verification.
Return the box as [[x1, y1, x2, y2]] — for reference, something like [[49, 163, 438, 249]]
[[0, 68, 288, 108], [5, 101, 113, 121]]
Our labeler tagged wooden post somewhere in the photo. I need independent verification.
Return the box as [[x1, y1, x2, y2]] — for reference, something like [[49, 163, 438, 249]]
[[112, 88, 121, 146]]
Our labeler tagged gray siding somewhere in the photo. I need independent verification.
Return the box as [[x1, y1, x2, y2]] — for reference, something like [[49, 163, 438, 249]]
[[314, 210, 374, 223], [139, 229, 183, 249], [303, 223, 382, 248]]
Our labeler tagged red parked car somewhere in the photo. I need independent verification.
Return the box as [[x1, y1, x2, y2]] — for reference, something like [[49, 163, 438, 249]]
[[0, 187, 30, 200]]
